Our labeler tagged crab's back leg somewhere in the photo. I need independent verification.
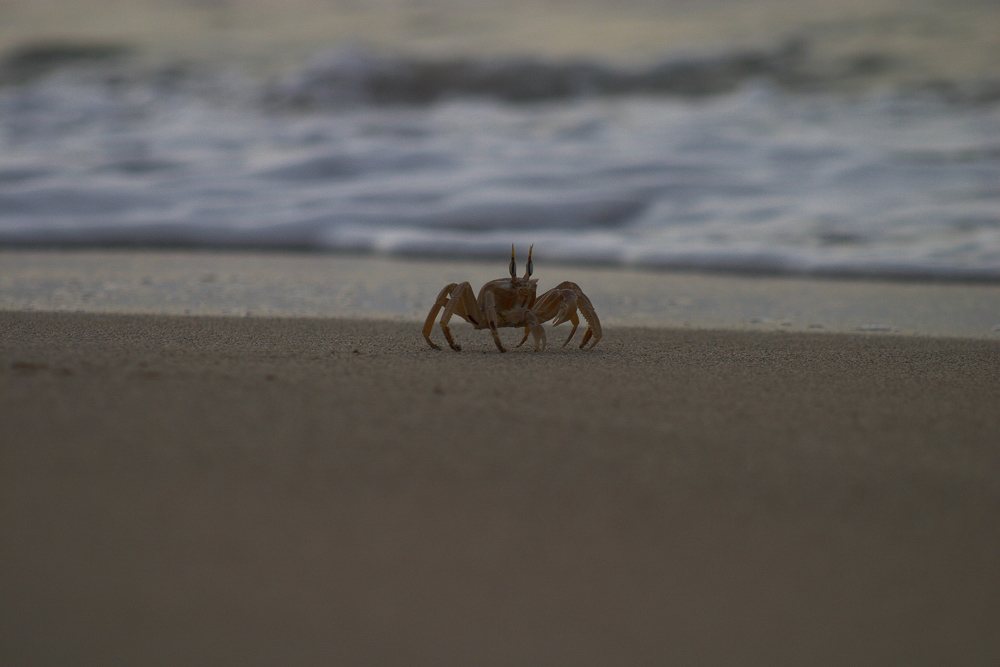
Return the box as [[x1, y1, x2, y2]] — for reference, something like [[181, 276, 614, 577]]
[[439, 282, 482, 352], [422, 283, 457, 350]]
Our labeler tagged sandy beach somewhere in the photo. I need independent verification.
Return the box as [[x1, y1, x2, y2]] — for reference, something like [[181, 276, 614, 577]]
[[3, 0, 1000, 659], [3, 283, 1000, 663]]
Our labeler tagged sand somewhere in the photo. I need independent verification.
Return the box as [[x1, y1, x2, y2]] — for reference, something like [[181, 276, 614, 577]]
[[5, 250, 1000, 338], [3, 308, 1000, 665]]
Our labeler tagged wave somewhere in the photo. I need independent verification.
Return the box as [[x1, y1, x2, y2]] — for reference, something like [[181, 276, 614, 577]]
[[0, 41, 133, 86], [0, 42, 998, 282], [263, 42, 811, 107], [3, 37, 999, 107], [262, 42, 1000, 108]]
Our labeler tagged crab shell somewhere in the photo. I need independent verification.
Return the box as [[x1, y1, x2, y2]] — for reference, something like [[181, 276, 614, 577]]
[[477, 276, 539, 326]]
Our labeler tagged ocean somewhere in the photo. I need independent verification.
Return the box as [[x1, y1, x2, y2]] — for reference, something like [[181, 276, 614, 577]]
[[1, 0, 998, 280]]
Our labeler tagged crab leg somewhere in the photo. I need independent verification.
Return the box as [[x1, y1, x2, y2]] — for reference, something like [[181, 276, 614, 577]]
[[422, 283, 456, 350], [516, 327, 530, 348], [550, 289, 579, 347], [482, 290, 506, 352], [529, 287, 580, 347], [439, 282, 483, 351], [563, 282, 602, 350], [507, 307, 547, 351], [558, 312, 580, 348], [523, 310, 546, 351], [530, 282, 602, 349], [423, 281, 484, 351]]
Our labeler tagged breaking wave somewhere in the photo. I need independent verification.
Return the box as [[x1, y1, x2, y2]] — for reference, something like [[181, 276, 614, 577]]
[[1, 42, 999, 280]]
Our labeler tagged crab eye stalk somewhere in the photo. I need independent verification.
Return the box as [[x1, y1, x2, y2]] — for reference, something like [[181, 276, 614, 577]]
[[525, 244, 534, 278], [509, 244, 517, 278]]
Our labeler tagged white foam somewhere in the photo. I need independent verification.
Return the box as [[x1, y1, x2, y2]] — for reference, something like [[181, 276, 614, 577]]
[[1, 69, 998, 280]]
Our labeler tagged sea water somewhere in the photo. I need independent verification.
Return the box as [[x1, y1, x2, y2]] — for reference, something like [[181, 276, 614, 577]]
[[0, 26, 998, 281]]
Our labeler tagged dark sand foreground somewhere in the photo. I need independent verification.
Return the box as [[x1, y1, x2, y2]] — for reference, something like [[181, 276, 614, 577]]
[[2, 311, 999, 665]]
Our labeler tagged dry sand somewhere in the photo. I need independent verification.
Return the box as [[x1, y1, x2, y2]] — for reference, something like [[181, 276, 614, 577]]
[[2, 309, 999, 665]]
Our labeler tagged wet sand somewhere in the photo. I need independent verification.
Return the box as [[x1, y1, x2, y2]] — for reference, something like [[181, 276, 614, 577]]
[[4, 250, 1000, 338], [2, 309, 999, 665]]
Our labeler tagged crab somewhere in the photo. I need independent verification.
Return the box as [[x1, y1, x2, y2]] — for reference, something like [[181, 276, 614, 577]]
[[422, 245, 602, 352]]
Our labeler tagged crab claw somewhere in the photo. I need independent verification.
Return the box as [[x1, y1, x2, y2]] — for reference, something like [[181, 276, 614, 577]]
[[550, 289, 578, 326]]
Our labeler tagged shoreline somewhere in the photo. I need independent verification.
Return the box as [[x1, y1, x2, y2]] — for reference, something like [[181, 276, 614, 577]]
[[3, 309, 1000, 664], [4, 250, 1000, 340]]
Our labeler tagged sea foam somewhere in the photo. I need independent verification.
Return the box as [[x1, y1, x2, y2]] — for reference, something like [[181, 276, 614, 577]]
[[0, 49, 998, 280]]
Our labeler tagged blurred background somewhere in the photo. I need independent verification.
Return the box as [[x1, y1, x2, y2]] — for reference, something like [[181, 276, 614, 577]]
[[1, 0, 998, 278], [3, 0, 999, 71]]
